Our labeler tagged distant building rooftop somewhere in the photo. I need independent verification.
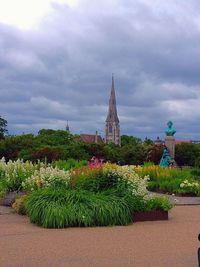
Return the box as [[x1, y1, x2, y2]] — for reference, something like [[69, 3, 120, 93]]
[[175, 140, 191, 144], [154, 136, 164, 145], [79, 134, 103, 143]]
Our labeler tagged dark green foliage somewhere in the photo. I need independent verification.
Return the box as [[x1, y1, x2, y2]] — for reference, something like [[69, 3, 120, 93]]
[[120, 145, 144, 165], [66, 142, 90, 160], [37, 129, 73, 146], [31, 147, 63, 162], [175, 143, 200, 166], [0, 116, 8, 139], [190, 169, 200, 179], [2, 129, 200, 166], [147, 144, 164, 164], [25, 188, 132, 228], [121, 135, 142, 146], [85, 143, 106, 158]]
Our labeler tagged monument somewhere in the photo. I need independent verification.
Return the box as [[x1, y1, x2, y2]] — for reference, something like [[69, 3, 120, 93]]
[[165, 120, 176, 159], [159, 121, 176, 167]]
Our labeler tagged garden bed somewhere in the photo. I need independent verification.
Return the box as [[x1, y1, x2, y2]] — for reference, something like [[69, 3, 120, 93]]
[[0, 159, 174, 228], [133, 210, 168, 222]]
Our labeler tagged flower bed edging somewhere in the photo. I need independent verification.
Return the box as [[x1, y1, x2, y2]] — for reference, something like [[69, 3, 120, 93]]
[[133, 210, 168, 222]]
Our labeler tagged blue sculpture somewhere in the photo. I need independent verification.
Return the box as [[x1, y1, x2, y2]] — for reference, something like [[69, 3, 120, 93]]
[[165, 121, 176, 136], [159, 147, 172, 168]]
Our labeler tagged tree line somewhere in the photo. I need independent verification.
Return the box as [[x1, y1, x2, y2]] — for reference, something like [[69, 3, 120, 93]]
[[0, 116, 200, 166]]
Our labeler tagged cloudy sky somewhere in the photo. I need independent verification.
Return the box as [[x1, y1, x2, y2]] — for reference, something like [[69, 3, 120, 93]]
[[1, 0, 200, 140]]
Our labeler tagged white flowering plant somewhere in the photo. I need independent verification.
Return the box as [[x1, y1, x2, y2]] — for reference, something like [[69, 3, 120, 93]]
[[105, 165, 149, 197], [0, 157, 41, 193], [73, 164, 149, 198], [22, 166, 71, 192], [180, 179, 200, 195]]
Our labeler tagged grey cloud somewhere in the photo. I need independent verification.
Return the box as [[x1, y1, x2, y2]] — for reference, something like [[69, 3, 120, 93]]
[[1, 0, 200, 139]]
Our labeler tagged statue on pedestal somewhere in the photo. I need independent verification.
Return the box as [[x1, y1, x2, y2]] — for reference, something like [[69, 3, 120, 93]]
[[160, 121, 176, 167]]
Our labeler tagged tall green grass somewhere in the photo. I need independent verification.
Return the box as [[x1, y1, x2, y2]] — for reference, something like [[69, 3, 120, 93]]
[[25, 188, 133, 228]]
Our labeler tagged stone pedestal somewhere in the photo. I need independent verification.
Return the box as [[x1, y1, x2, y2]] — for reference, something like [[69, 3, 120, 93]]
[[165, 136, 175, 159]]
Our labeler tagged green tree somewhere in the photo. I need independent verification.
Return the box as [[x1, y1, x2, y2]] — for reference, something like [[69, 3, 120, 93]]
[[121, 135, 142, 146], [37, 129, 73, 146], [175, 143, 200, 166], [0, 116, 8, 139], [119, 144, 145, 165], [147, 144, 163, 164]]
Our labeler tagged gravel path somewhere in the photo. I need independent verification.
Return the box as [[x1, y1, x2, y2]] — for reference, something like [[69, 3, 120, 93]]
[[0, 206, 200, 267]]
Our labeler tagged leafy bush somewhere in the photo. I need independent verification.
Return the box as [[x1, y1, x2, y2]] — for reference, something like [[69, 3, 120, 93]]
[[25, 188, 133, 228], [145, 197, 174, 211]]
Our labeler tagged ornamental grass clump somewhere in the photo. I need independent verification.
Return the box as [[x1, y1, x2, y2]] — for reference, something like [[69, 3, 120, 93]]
[[25, 188, 132, 228], [12, 195, 27, 215]]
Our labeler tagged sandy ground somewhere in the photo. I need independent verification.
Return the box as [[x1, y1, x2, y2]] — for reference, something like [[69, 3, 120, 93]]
[[0, 206, 200, 267]]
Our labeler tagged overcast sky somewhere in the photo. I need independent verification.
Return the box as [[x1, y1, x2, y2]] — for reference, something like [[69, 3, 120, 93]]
[[1, 0, 200, 140]]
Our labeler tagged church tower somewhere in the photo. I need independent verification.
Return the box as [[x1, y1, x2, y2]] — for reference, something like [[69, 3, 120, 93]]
[[105, 75, 121, 146]]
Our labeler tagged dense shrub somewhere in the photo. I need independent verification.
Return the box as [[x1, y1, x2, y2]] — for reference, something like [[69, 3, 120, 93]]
[[31, 147, 63, 162]]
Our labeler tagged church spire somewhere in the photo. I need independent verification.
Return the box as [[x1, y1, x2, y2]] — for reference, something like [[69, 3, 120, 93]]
[[66, 121, 70, 132], [105, 75, 121, 146], [106, 74, 119, 123]]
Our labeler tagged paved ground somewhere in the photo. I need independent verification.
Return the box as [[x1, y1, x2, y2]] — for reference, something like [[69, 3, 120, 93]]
[[0, 205, 14, 215], [0, 206, 200, 267]]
